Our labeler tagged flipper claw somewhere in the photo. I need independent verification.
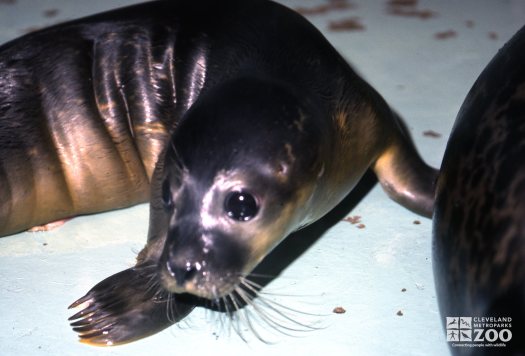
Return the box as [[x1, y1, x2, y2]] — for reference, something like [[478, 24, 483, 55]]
[[68, 265, 195, 346]]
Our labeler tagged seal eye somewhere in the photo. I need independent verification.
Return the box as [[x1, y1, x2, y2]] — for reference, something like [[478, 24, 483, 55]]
[[162, 179, 174, 211], [224, 191, 258, 222]]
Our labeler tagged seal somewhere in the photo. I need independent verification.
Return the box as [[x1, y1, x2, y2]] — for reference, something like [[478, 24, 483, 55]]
[[433, 26, 525, 355], [0, 0, 437, 345]]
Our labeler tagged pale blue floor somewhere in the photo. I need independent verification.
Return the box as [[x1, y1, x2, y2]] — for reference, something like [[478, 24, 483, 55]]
[[0, 1, 523, 355]]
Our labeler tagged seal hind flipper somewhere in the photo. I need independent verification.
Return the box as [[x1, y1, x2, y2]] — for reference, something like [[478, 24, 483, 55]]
[[373, 113, 438, 218], [68, 265, 195, 346], [373, 142, 438, 218]]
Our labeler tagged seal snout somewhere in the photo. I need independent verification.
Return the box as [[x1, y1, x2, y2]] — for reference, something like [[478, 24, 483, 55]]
[[165, 259, 200, 290], [161, 228, 207, 294], [161, 226, 250, 299]]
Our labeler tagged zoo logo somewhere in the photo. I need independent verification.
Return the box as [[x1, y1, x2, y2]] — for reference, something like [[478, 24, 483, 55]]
[[446, 317, 513, 345]]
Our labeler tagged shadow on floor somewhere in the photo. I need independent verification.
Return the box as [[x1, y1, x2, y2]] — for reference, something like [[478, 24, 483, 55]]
[[251, 169, 378, 289]]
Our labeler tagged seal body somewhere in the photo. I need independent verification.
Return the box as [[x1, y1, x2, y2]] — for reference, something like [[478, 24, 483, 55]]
[[0, 0, 437, 345], [433, 26, 525, 355]]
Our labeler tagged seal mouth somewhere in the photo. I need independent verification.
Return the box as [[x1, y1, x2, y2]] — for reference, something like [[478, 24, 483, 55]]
[[159, 260, 242, 299]]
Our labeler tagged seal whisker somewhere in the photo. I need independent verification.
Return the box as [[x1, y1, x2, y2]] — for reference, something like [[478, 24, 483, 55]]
[[236, 283, 315, 343], [212, 296, 231, 336], [228, 288, 266, 343], [234, 277, 318, 335], [145, 275, 164, 301], [249, 295, 320, 333], [241, 279, 322, 318], [240, 276, 264, 291], [203, 291, 233, 336], [144, 272, 161, 297], [238, 279, 321, 334], [243, 276, 323, 301], [225, 292, 247, 341], [166, 293, 178, 324]]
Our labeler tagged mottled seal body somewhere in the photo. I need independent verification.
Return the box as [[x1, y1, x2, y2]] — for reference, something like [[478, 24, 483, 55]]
[[0, 0, 437, 345], [433, 26, 525, 355]]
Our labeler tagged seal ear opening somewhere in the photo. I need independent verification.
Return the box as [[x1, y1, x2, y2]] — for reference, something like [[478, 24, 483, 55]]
[[68, 265, 195, 346]]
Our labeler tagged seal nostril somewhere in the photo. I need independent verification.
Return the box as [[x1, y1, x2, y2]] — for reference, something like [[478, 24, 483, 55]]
[[184, 265, 197, 282], [166, 261, 198, 287]]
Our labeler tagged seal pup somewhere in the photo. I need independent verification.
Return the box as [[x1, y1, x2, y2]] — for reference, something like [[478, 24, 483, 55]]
[[0, 0, 437, 345], [433, 26, 525, 355]]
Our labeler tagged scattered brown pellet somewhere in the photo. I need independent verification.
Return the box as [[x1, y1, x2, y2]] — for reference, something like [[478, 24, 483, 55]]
[[388, 7, 436, 19], [43, 9, 59, 18], [397, 310, 404, 316], [343, 215, 361, 224], [328, 17, 365, 32], [386, 0, 436, 20], [43, 242, 48, 246], [295, 0, 355, 16], [488, 32, 499, 40], [416, 9, 435, 19], [387, 0, 418, 6], [343, 216, 366, 229], [423, 130, 442, 138], [333, 306, 346, 314], [434, 30, 457, 40], [295, 4, 331, 15], [328, 0, 355, 10], [413, 220, 421, 225], [401, 288, 407, 292]]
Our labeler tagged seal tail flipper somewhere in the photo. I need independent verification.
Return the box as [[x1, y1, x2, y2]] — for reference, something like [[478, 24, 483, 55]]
[[68, 265, 195, 346], [372, 115, 438, 218]]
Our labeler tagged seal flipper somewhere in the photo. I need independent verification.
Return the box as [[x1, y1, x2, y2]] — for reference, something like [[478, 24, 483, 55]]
[[68, 265, 195, 346], [372, 115, 438, 218]]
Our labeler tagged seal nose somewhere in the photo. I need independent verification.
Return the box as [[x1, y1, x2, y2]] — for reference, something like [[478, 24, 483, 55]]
[[166, 260, 199, 287]]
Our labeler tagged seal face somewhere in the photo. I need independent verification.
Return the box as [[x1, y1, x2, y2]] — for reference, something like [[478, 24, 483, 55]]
[[155, 77, 326, 299], [0, 0, 437, 346], [433, 26, 525, 355]]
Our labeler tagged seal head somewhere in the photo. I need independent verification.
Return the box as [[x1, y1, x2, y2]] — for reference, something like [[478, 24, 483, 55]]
[[156, 77, 326, 299]]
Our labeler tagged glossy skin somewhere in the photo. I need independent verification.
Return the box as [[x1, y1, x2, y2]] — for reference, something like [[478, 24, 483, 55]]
[[0, 0, 437, 345], [433, 26, 525, 355]]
